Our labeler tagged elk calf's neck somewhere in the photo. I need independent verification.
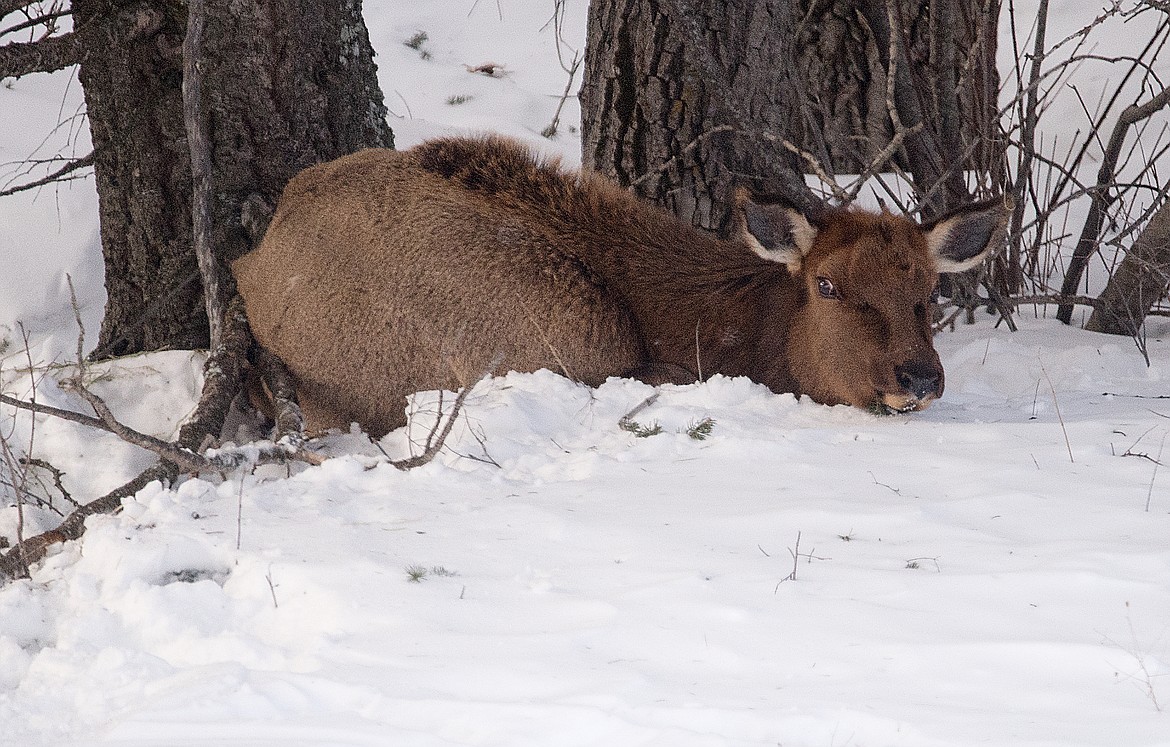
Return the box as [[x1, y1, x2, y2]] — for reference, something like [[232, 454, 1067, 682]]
[[232, 135, 1007, 436]]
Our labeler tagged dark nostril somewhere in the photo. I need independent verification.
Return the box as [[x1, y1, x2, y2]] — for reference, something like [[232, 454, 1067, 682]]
[[895, 363, 941, 400]]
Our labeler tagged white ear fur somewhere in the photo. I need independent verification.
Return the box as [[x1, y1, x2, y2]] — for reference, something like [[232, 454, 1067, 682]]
[[927, 218, 984, 274], [926, 202, 1009, 274], [737, 193, 819, 271]]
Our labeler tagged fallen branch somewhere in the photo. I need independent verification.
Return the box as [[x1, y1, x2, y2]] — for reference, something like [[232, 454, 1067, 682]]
[[64, 378, 211, 472], [0, 390, 120, 434], [0, 301, 321, 582], [0, 462, 174, 581], [618, 392, 661, 431], [1009, 293, 1100, 309]]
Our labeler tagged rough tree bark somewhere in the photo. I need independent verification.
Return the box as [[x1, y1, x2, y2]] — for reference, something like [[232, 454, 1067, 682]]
[[580, 0, 1000, 232], [72, 0, 194, 356], [580, 0, 810, 231], [1085, 200, 1170, 337], [0, 0, 395, 578], [73, 0, 393, 358]]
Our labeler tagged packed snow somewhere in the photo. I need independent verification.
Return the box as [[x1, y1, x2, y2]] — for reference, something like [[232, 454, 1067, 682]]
[[1, 1, 1168, 745]]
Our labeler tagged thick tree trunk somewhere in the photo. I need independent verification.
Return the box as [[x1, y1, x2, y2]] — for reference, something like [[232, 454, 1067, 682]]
[[581, 0, 999, 231], [1085, 201, 1170, 337], [74, 0, 194, 356], [75, 0, 392, 358], [580, 0, 811, 231]]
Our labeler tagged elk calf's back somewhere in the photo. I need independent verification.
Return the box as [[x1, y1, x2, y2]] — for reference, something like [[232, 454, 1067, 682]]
[[232, 135, 1007, 436]]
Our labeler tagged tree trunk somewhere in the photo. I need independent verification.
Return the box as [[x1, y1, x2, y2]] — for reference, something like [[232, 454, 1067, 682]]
[[75, 0, 392, 359], [580, 0, 811, 231], [73, 0, 194, 356], [580, 0, 1000, 231], [1085, 201, 1170, 337]]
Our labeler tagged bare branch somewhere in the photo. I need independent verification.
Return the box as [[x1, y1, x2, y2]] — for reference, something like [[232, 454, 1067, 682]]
[[0, 30, 79, 78], [65, 380, 211, 473], [18, 457, 76, 510], [0, 289, 324, 583], [56, 282, 211, 473], [0, 151, 94, 198], [0, 462, 176, 582], [0, 391, 121, 435], [0, 9, 69, 39], [776, 137, 849, 202], [843, 123, 925, 202], [541, 2, 581, 141], [0, 1, 37, 19], [1058, 84, 1170, 323]]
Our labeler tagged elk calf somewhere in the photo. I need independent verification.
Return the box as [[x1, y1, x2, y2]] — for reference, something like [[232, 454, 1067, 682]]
[[233, 135, 1006, 436]]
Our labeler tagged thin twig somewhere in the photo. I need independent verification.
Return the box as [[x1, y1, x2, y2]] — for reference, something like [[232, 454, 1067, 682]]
[[541, 50, 580, 139], [618, 392, 661, 430], [16, 324, 36, 551], [1146, 432, 1166, 512], [265, 567, 279, 608], [0, 151, 93, 198], [236, 474, 244, 550], [390, 352, 503, 471], [628, 126, 736, 190], [18, 457, 76, 510], [1038, 358, 1074, 463], [694, 320, 703, 383]]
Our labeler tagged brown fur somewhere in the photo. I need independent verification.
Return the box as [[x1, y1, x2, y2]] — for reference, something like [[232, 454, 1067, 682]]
[[233, 135, 1007, 436]]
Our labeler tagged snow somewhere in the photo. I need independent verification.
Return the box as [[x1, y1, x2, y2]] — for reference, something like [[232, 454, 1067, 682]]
[[1, 2, 1168, 745]]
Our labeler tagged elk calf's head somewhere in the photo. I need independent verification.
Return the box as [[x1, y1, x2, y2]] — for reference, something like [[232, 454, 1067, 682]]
[[739, 193, 1006, 412], [233, 136, 1008, 436], [735, 192, 1007, 413]]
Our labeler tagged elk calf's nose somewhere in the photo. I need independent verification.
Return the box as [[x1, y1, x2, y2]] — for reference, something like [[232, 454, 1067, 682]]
[[895, 363, 941, 400]]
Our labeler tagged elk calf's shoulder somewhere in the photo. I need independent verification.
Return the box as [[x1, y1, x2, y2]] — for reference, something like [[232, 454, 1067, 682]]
[[232, 135, 1008, 436]]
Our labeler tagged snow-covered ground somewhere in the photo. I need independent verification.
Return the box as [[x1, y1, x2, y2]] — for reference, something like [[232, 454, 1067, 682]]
[[1, 2, 1168, 745]]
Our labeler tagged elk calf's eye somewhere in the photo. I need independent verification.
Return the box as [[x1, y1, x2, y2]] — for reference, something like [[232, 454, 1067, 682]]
[[816, 277, 839, 299]]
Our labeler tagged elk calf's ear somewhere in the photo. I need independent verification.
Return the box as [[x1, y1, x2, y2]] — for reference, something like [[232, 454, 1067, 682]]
[[733, 188, 818, 271], [925, 199, 1011, 274]]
